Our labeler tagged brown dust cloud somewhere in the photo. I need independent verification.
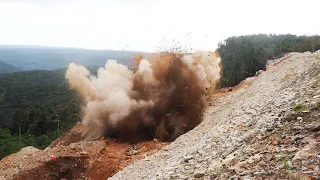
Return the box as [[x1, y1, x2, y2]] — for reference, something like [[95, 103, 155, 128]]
[[65, 51, 221, 142]]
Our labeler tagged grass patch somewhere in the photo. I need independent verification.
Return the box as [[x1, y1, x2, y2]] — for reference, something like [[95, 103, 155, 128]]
[[293, 103, 308, 111], [277, 156, 292, 171]]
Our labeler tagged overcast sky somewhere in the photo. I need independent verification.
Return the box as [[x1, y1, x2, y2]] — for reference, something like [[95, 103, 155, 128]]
[[0, 0, 319, 52]]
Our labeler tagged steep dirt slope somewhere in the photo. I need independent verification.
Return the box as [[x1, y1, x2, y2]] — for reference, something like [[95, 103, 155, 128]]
[[110, 51, 320, 179]]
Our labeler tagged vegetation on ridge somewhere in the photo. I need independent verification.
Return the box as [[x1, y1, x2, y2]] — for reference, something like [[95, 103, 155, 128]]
[[217, 34, 320, 87]]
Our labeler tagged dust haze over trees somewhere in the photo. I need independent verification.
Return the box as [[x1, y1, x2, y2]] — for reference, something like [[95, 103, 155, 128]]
[[1, 33, 320, 158], [217, 34, 320, 87]]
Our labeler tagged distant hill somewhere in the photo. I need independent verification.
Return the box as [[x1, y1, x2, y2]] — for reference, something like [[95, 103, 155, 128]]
[[0, 45, 151, 71], [0, 60, 21, 74]]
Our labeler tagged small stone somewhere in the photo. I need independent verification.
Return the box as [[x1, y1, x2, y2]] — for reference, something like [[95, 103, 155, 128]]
[[183, 156, 193, 162], [313, 95, 320, 99], [165, 167, 176, 171], [306, 122, 320, 131], [222, 147, 235, 157], [229, 175, 240, 179], [258, 161, 266, 166], [167, 171, 174, 175], [252, 154, 262, 161], [247, 154, 261, 164], [178, 174, 187, 179], [247, 158, 255, 164], [210, 174, 217, 179], [193, 168, 206, 178], [267, 128, 273, 132], [208, 160, 223, 172], [307, 164, 319, 170], [198, 150, 205, 155], [297, 117, 303, 120], [80, 151, 88, 155], [238, 170, 252, 176], [293, 126, 303, 130], [211, 151, 217, 157], [253, 170, 266, 176], [282, 147, 298, 153]]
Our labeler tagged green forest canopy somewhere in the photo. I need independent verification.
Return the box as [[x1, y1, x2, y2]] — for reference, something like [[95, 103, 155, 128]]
[[1, 33, 320, 158], [217, 34, 320, 87], [0, 69, 81, 158]]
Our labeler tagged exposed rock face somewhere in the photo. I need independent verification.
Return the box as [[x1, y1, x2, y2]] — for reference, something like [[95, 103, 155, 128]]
[[0, 51, 319, 180]]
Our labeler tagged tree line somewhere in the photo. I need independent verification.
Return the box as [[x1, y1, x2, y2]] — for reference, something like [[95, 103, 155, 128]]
[[217, 34, 320, 87]]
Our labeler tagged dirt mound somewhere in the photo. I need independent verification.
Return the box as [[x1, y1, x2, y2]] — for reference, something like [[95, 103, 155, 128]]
[[0, 130, 167, 180]]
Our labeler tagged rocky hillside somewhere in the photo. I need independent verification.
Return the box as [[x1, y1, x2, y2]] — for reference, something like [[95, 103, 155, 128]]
[[111, 51, 320, 179], [0, 51, 319, 180]]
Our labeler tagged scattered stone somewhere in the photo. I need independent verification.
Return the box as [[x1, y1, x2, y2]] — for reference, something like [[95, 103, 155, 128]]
[[193, 168, 206, 178], [297, 116, 303, 120]]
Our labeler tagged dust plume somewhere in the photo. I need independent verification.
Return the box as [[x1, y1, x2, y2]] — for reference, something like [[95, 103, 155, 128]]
[[65, 51, 221, 142]]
